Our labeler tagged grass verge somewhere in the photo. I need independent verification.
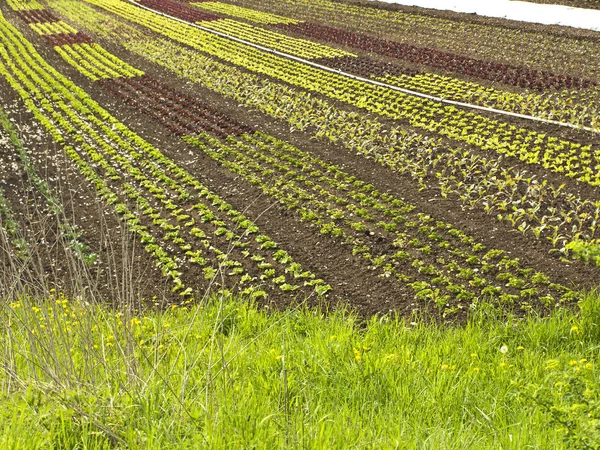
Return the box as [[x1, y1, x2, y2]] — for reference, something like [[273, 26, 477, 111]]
[[1, 291, 600, 448]]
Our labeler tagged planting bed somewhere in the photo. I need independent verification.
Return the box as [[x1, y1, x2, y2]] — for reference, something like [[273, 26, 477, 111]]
[[1, 0, 599, 319]]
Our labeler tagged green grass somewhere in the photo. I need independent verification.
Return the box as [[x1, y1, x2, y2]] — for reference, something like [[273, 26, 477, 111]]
[[1, 291, 600, 449]]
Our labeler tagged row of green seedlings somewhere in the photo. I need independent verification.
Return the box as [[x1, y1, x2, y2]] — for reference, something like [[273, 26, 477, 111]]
[[0, 15, 330, 299], [193, 0, 600, 129], [198, 18, 352, 60], [48, 0, 600, 263], [234, 0, 598, 89], [89, 0, 600, 187], [186, 131, 576, 315], [381, 72, 600, 131], [0, 186, 29, 259], [54, 43, 143, 81], [0, 93, 97, 264]]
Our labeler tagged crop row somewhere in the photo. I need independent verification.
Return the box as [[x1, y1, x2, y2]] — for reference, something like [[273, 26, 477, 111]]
[[275, 20, 593, 92], [137, 0, 354, 61], [231, 0, 600, 81], [0, 11, 329, 300], [137, 0, 220, 22], [97, 74, 253, 137], [191, 1, 299, 25], [6, 0, 42, 10], [198, 18, 353, 60], [15, 9, 58, 22], [0, 104, 96, 263], [29, 19, 77, 35], [310, 52, 598, 133], [183, 1, 600, 129], [381, 72, 600, 131], [29, 4, 576, 313], [311, 55, 419, 79], [224, 0, 600, 129], [155, 0, 595, 94], [48, 0, 600, 262], [67, 31, 579, 311], [120, 42, 600, 260], [82, 0, 600, 189], [10, 0, 145, 81], [54, 42, 143, 79], [187, 131, 578, 314]]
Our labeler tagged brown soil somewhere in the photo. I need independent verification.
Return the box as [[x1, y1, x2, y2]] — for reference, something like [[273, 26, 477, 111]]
[[0, 76, 176, 307], [54, 31, 600, 291]]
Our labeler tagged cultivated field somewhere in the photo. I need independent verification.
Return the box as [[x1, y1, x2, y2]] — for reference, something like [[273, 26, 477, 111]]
[[1, 0, 600, 447]]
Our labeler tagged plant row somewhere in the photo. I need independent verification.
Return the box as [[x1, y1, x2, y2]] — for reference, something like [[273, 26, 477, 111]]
[[62, 16, 576, 312], [56, 21, 581, 313], [191, 1, 299, 25], [51, 2, 600, 263], [198, 17, 353, 60], [11, 0, 145, 80], [380, 72, 600, 131], [17, 9, 59, 23], [312, 54, 419, 79], [188, 1, 600, 130], [6, 0, 43, 10], [29, 19, 77, 35], [187, 131, 578, 315], [137, 0, 221, 22], [54, 43, 143, 79], [137, 0, 353, 61], [97, 74, 253, 137], [232, 0, 600, 82], [85, 0, 600, 189], [0, 104, 96, 263], [0, 11, 329, 300], [275, 20, 593, 92], [231, 0, 600, 128]]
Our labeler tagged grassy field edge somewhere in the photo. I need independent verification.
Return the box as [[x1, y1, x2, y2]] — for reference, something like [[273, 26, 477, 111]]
[[1, 290, 600, 448]]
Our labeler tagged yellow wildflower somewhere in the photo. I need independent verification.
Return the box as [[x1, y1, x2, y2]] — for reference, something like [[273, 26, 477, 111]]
[[546, 359, 560, 370]]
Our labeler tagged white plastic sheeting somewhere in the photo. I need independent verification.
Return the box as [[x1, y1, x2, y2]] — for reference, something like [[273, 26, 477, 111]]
[[368, 0, 600, 31]]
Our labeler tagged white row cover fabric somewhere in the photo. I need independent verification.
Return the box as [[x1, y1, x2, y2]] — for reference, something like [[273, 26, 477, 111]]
[[367, 0, 600, 32]]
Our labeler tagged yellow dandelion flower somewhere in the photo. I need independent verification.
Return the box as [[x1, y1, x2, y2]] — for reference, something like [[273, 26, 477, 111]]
[[353, 348, 362, 362], [546, 359, 560, 370]]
